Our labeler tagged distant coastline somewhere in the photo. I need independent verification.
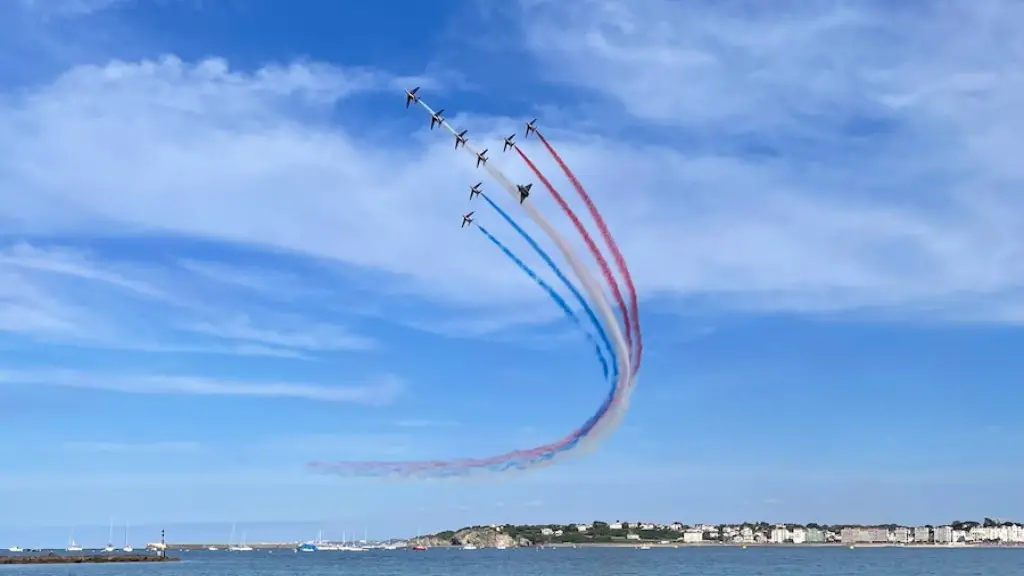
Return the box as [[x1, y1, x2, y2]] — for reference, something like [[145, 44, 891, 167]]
[[540, 541, 1024, 549], [408, 519, 1024, 549]]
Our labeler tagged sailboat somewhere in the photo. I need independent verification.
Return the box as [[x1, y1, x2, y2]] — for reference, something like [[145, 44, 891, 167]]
[[66, 529, 83, 552], [104, 518, 116, 552], [227, 524, 253, 551], [234, 532, 253, 552], [122, 521, 134, 552]]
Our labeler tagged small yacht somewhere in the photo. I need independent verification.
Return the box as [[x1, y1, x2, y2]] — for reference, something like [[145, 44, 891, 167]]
[[7, 546, 23, 553], [462, 544, 477, 550], [230, 531, 254, 552], [104, 518, 116, 552], [122, 521, 134, 552], [65, 528, 83, 552]]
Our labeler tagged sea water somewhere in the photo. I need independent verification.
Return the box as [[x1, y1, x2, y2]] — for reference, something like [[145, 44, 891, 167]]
[[0, 547, 1021, 576]]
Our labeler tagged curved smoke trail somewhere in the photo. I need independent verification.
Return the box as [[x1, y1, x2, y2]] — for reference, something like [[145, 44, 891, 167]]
[[513, 145, 634, 365], [478, 192, 616, 379], [309, 211, 622, 478], [534, 130, 644, 374], [477, 224, 610, 380], [309, 94, 639, 477]]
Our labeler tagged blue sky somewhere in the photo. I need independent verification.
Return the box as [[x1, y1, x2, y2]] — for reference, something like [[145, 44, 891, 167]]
[[1, 0, 1023, 547]]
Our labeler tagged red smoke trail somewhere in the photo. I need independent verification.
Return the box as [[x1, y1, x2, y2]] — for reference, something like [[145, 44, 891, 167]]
[[514, 145, 634, 365], [534, 130, 644, 374]]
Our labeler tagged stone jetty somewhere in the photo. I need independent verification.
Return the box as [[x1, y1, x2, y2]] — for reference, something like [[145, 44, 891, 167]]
[[0, 553, 179, 565]]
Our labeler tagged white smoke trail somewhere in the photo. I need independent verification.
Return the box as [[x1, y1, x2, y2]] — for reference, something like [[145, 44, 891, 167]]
[[311, 98, 638, 480], [413, 100, 635, 462], [415, 100, 631, 377]]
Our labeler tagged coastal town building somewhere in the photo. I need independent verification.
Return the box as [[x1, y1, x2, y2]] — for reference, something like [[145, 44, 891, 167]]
[[682, 530, 703, 543], [892, 527, 910, 543], [934, 526, 953, 543], [804, 528, 826, 543], [912, 527, 931, 543], [840, 527, 889, 543]]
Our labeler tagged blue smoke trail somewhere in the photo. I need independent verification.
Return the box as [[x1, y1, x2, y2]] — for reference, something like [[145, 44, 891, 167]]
[[479, 192, 618, 381], [477, 224, 609, 380]]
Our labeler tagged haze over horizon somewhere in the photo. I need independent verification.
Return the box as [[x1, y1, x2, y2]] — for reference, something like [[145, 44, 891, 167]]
[[1, 0, 1022, 548]]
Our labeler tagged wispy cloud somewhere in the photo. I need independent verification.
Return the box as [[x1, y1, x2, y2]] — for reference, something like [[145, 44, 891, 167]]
[[0, 369, 404, 404], [61, 440, 202, 453], [185, 316, 376, 352], [0, 242, 167, 300], [17, 0, 132, 18], [0, 242, 376, 359], [393, 419, 461, 428], [178, 259, 321, 301]]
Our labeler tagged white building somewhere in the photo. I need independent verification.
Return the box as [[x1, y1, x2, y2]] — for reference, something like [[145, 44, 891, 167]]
[[540, 528, 554, 536], [575, 525, 589, 533], [804, 528, 825, 543], [625, 533, 640, 540], [790, 528, 806, 544], [608, 523, 623, 530], [933, 526, 953, 543], [682, 530, 703, 543], [892, 527, 910, 543], [912, 527, 931, 543], [770, 527, 788, 544]]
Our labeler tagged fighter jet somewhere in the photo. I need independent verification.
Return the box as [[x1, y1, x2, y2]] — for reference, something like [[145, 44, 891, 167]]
[[461, 211, 475, 228], [430, 109, 445, 130], [517, 183, 532, 204], [454, 129, 468, 149], [404, 87, 420, 108], [469, 182, 482, 200], [524, 119, 537, 138], [475, 149, 489, 168], [502, 134, 516, 152]]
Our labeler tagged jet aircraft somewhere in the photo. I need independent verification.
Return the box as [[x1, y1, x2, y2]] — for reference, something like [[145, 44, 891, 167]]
[[430, 109, 445, 130], [404, 87, 420, 108], [454, 129, 468, 149], [475, 149, 489, 168], [517, 183, 532, 203], [502, 134, 516, 152], [524, 119, 537, 138], [461, 211, 475, 228], [469, 182, 482, 200]]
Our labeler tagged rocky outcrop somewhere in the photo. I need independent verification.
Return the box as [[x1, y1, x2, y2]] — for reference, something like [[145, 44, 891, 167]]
[[410, 526, 531, 548]]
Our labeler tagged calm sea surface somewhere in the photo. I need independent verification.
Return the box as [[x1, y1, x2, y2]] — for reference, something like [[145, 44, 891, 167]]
[[1, 548, 1022, 576]]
